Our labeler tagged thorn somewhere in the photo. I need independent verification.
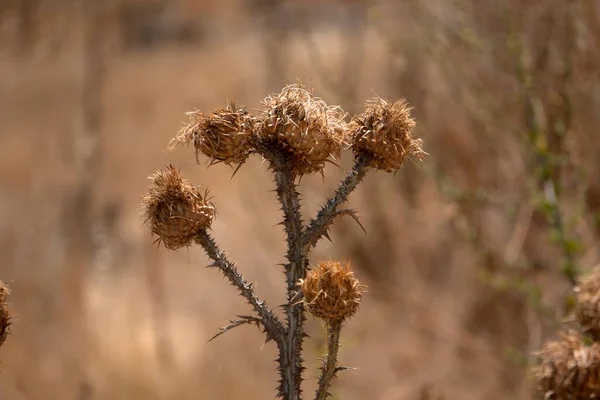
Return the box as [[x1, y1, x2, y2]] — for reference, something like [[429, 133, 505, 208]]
[[320, 169, 327, 183], [207, 316, 262, 343], [230, 162, 245, 179], [334, 366, 356, 373], [336, 209, 367, 234], [324, 158, 342, 169]]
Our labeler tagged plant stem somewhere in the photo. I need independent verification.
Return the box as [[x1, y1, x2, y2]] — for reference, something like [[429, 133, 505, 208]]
[[255, 140, 308, 399], [194, 230, 286, 345], [315, 321, 342, 400], [258, 144, 371, 398], [197, 226, 303, 399], [508, 12, 579, 286], [272, 161, 306, 400], [303, 155, 371, 249]]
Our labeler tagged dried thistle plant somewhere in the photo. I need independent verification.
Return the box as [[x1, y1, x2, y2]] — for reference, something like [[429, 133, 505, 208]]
[[300, 260, 364, 400], [259, 84, 348, 176], [0, 281, 11, 348], [575, 267, 600, 341], [532, 266, 600, 399], [141, 84, 424, 399], [351, 97, 425, 172], [142, 165, 215, 250], [300, 260, 363, 323], [532, 331, 600, 399], [170, 102, 257, 167]]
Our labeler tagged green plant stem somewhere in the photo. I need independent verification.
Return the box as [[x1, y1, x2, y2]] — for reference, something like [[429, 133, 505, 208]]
[[303, 155, 371, 249], [194, 230, 286, 345], [315, 321, 342, 400], [508, 14, 579, 286]]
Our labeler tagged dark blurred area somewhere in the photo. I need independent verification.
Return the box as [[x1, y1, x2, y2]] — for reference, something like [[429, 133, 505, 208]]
[[0, 0, 599, 399]]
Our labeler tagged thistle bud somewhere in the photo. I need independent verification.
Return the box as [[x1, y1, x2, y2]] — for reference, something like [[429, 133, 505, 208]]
[[532, 330, 600, 399], [351, 97, 425, 172], [0, 281, 10, 347], [300, 260, 363, 322], [259, 84, 348, 176], [575, 266, 600, 339], [171, 102, 256, 166], [142, 165, 215, 250]]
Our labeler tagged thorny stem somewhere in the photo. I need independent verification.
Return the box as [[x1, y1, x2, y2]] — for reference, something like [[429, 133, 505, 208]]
[[255, 140, 306, 399], [272, 156, 306, 400], [315, 321, 342, 400], [257, 144, 372, 399], [194, 230, 286, 346], [303, 154, 372, 249]]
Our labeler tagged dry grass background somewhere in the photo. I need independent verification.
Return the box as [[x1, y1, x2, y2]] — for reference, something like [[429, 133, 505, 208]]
[[0, 0, 599, 399]]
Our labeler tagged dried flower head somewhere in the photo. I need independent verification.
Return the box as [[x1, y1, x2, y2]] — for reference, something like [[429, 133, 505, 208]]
[[142, 165, 215, 250], [531, 330, 600, 399], [351, 97, 425, 172], [259, 84, 348, 176], [575, 266, 600, 339], [0, 281, 11, 347], [300, 260, 363, 322], [171, 102, 256, 166]]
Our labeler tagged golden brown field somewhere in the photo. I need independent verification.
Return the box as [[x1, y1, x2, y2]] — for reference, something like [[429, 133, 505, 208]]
[[1, 0, 599, 399]]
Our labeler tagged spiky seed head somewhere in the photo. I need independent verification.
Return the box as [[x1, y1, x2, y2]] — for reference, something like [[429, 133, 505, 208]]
[[170, 102, 256, 166], [0, 281, 11, 347], [259, 84, 349, 176], [531, 330, 600, 399], [575, 266, 600, 339], [300, 260, 364, 322], [142, 165, 215, 250], [350, 97, 425, 172]]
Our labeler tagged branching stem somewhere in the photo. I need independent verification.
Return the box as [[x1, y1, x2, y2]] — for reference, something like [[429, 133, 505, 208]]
[[257, 143, 372, 399], [194, 230, 286, 346], [303, 155, 372, 249]]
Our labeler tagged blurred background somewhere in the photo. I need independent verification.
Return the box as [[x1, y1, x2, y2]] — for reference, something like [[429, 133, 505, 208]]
[[1, 0, 599, 399]]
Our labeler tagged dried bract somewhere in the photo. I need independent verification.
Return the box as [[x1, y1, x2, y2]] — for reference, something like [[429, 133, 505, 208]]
[[0, 281, 10, 347], [171, 103, 256, 166], [259, 84, 348, 176], [532, 330, 600, 399], [575, 266, 600, 339], [142, 165, 215, 250], [300, 261, 363, 322], [351, 97, 425, 172]]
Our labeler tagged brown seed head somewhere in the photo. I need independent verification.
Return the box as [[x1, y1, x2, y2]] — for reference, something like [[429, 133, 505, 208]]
[[0, 281, 11, 347], [170, 102, 256, 166], [259, 84, 348, 175], [300, 260, 364, 322], [575, 266, 600, 339], [142, 165, 215, 250], [531, 330, 600, 399], [351, 97, 425, 172]]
